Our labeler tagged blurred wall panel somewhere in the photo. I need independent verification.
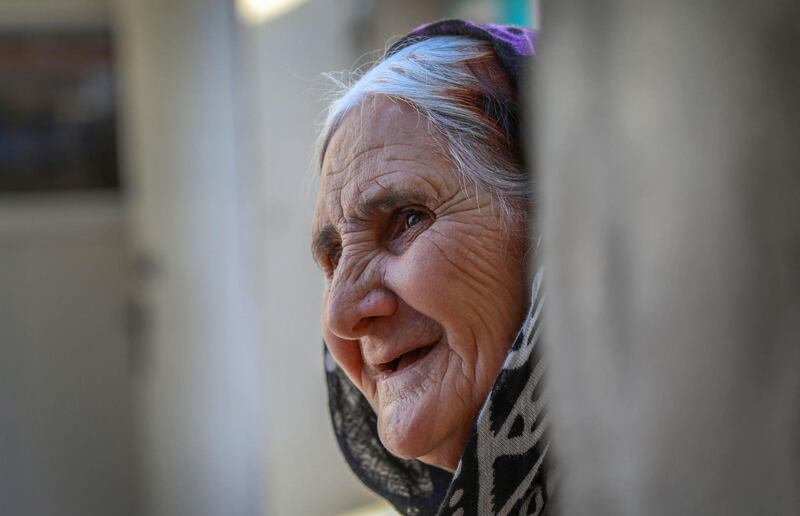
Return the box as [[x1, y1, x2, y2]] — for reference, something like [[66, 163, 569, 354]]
[[0, 195, 135, 516], [537, 1, 800, 514], [114, 1, 264, 515]]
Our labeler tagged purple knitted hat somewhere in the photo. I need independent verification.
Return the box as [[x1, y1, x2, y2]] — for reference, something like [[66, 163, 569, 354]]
[[385, 19, 537, 91]]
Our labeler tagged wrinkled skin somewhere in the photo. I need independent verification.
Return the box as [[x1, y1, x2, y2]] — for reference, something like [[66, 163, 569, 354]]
[[312, 96, 529, 472]]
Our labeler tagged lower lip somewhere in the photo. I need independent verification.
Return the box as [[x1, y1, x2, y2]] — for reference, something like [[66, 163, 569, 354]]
[[376, 340, 443, 382]]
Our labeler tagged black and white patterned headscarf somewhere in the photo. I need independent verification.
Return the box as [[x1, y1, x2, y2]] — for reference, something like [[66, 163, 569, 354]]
[[323, 20, 554, 516]]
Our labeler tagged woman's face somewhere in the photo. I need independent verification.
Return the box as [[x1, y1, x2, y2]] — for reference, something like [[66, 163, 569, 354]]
[[312, 96, 529, 472]]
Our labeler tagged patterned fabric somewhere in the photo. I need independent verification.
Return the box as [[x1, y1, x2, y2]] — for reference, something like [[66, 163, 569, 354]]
[[324, 269, 554, 515]]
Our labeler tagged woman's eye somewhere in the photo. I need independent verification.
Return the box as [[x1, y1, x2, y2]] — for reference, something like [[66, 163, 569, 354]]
[[390, 208, 431, 245], [404, 211, 422, 230]]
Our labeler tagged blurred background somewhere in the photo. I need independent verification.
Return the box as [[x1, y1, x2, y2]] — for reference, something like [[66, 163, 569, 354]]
[[0, 1, 538, 515]]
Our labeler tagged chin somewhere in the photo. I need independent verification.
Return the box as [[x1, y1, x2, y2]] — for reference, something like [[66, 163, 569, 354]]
[[377, 406, 435, 460], [376, 396, 468, 472], [370, 345, 476, 470]]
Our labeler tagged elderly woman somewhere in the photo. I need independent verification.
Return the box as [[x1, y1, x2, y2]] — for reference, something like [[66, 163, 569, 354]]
[[312, 20, 552, 516]]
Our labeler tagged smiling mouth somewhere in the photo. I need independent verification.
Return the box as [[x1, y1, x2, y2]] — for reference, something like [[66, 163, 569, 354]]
[[377, 344, 436, 374]]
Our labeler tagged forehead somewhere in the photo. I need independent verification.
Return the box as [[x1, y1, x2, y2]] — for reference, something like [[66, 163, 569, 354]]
[[316, 96, 455, 224]]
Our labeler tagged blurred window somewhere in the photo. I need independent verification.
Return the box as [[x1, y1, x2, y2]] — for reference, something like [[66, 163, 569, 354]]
[[0, 30, 118, 193]]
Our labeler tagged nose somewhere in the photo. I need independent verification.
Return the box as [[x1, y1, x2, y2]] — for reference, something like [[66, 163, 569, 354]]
[[325, 263, 397, 340]]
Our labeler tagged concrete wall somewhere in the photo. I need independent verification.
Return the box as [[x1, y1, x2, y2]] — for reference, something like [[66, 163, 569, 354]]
[[537, 1, 800, 514]]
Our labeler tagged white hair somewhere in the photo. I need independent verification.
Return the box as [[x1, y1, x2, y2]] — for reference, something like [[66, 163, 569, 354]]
[[315, 36, 530, 223]]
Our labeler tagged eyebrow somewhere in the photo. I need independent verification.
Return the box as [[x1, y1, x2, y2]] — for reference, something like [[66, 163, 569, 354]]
[[353, 187, 432, 222], [311, 187, 434, 264]]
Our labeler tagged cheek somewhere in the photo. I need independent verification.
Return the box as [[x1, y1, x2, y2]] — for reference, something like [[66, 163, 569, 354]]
[[386, 239, 452, 309], [385, 224, 525, 371], [385, 234, 476, 344]]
